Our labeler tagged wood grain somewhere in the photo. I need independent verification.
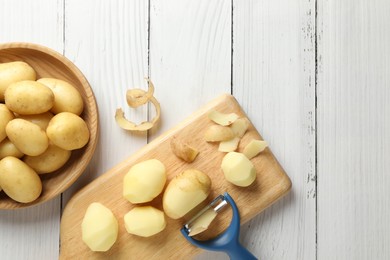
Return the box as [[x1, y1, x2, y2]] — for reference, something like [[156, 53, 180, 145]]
[[0, 1, 64, 259], [317, 0, 390, 259], [61, 0, 150, 205], [229, 0, 317, 259], [60, 94, 291, 259], [0, 43, 98, 209]]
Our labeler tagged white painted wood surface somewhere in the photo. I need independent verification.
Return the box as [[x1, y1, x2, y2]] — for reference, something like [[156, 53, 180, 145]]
[[0, 0, 389, 259]]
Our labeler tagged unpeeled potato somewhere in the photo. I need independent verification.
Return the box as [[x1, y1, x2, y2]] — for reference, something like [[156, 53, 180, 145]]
[[0, 138, 24, 160], [5, 80, 54, 115], [24, 144, 71, 174], [38, 78, 84, 115], [6, 118, 49, 156], [18, 112, 54, 130], [0, 61, 36, 101], [0, 156, 42, 203], [0, 104, 14, 142], [46, 112, 89, 150]]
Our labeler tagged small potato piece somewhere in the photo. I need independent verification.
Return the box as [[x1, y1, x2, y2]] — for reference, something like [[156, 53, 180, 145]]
[[170, 137, 199, 162], [204, 125, 234, 142], [0, 156, 42, 203], [123, 159, 166, 203], [6, 119, 49, 156], [5, 80, 54, 115], [243, 140, 268, 159], [18, 112, 54, 130], [0, 104, 14, 142], [81, 202, 118, 252], [221, 152, 256, 187], [0, 61, 36, 101], [46, 112, 89, 150], [38, 78, 84, 115], [24, 144, 71, 174], [124, 206, 166, 237], [230, 117, 250, 138], [0, 138, 24, 159], [218, 137, 240, 152], [163, 169, 211, 219], [208, 110, 239, 126]]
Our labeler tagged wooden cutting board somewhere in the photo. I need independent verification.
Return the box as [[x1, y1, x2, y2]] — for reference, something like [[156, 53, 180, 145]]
[[60, 94, 291, 259]]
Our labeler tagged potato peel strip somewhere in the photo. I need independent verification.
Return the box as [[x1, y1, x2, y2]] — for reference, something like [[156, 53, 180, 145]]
[[115, 79, 161, 132], [126, 79, 155, 108]]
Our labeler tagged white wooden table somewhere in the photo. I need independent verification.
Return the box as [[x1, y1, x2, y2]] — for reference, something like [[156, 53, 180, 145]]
[[1, 0, 389, 259]]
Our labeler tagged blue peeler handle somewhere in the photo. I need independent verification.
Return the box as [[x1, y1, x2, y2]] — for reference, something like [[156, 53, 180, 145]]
[[181, 192, 258, 260]]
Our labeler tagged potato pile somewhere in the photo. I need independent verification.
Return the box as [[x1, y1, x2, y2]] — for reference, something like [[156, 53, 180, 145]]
[[0, 61, 89, 203], [82, 159, 211, 252]]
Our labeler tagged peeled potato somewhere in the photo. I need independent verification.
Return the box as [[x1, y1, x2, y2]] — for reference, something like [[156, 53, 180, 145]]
[[0, 61, 36, 101], [81, 202, 118, 252], [6, 119, 49, 156], [0, 104, 14, 142], [221, 152, 256, 187], [243, 140, 268, 159], [5, 80, 54, 115], [24, 144, 71, 174], [0, 156, 42, 203], [163, 169, 211, 219], [123, 159, 166, 204], [38, 78, 84, 115], [46, 112, 89, 150], [124, 206, 166, 237]]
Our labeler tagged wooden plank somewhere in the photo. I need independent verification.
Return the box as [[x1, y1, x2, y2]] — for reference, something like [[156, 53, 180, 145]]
[[60, 94, 291, 259], [149, 0, 232, 137], [317, 0, 390, 259], [226, 0, 317, 259], [62, 0, 150, 204], [0, 0, 64, 259]]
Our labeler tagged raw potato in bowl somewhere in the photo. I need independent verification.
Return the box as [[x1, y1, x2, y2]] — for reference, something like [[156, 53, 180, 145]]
[[38, 78, 84, 115], [46, 112, 90, 150], [5, 80, 54, 115], [0, 104, 14, 142], [0, 61, 36, 101]]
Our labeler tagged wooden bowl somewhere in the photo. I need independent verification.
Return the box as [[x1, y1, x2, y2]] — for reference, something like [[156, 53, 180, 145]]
[[0, 42, 99, 209]]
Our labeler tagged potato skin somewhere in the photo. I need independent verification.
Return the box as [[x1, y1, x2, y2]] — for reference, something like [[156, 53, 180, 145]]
[[0, 61, 36, 102], [0, 156, 42, 203], [0, 138, 24, 160], [24, 144, 71, 174], [6, 118, 49, 156], [5, 80, 54, 115], [38, 78, 84, 115], [0, 104, 14, 142], [163, 169, 211, 219], [46, 112, 89, 150], [18, 112, 54, 131]]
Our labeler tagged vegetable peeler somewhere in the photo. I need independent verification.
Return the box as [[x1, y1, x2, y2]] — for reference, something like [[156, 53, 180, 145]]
[[181, 192, 258, 260]]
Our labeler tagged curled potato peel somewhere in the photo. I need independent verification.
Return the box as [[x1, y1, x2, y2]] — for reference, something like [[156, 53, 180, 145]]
[[126, 79, 155, 108], [115, 79, 160, 132]]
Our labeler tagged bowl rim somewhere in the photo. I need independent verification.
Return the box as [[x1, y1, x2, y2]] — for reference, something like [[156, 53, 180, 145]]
[[0, 42, 99, 209]]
